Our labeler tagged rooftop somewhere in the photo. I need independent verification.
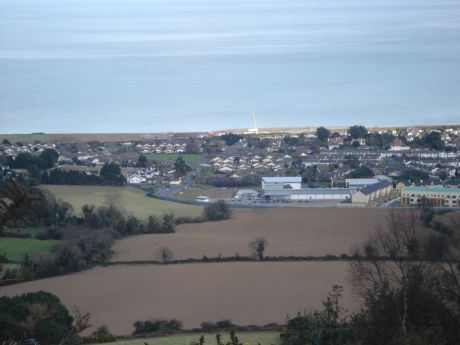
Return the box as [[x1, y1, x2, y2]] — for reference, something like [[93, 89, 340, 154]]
[[403, 186, 460, 193], [262, 176, 302, 183], [358, 180, 393, 195]]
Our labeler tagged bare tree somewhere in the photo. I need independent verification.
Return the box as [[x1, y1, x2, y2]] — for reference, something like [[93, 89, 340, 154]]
[[249, 238, 268, 260], [157, 246, 174, 263], [58, 306, 91, 345], [104, 192, 124, 212], [349, 210, 424, 345]]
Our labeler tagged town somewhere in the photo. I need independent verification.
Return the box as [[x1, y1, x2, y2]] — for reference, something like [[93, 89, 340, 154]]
[[1, 124, 459, 209]]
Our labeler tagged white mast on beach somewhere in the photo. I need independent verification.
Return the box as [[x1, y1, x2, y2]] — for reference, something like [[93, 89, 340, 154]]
[[251, 110, 259, 135]]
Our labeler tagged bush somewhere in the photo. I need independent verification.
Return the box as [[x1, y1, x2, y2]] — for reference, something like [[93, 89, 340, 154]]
[[132, 319, 183, 335], [36, 227, 63, 240], [203, 200, 232, 221]]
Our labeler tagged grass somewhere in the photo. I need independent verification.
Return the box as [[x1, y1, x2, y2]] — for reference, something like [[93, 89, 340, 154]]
[[0, 238, 58, 262], [0, 134, 51, 143], [40, 185, 203, 220], [144, 153, 203, 166], [5, 227, 40, 238], [94, 331, 279, 345]]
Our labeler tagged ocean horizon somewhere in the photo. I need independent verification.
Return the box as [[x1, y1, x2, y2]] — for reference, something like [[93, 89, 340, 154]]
[[1, 0, 460, 133]]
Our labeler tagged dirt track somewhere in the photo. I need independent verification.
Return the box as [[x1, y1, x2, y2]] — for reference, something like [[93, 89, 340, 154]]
[[0, 262, 357, 335], [111, 208, 388, 261]]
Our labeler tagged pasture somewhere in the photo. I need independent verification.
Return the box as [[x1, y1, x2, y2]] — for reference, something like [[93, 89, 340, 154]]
[[144, 153, 202, 166], [40, 185, 203, 220], [111, 207, 389, 261], [0, 237, 58, 262], [0, 262, 356, 335], [97, 331, 279, 345]]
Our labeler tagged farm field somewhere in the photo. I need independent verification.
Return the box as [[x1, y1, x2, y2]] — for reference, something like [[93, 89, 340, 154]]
[[0, 262, 357, 335], [40, 185, 203, 220], [0, 237, 58, 262], [111, 207, 389, 261], [144, 153, 202, 166], [97, 331, 279, 345]]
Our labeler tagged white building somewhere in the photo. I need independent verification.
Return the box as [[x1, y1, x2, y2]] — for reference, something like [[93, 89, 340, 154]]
[[262, 177, 302, 190]]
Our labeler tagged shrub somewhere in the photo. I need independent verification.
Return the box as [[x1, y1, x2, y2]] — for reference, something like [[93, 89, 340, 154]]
[[132, 319, 183, 335], [203, 200, 232, 221]]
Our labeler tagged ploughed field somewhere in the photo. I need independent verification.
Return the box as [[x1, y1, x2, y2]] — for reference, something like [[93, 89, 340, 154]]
[[0, 262, 357, 335], [40, 185, 203, 220], [111, 208, 388, 261]]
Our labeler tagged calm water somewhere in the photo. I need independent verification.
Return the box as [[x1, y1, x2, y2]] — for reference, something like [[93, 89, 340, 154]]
[[1, 0, 460, 133]]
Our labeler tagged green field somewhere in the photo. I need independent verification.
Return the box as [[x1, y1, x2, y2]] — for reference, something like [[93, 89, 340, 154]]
[[0, 238, 58, 262], [41, 185, 203, 220], [144, 153, 203, 166], [94, 331, 279, 345], [0, 134, 51, 143], [5, 227, 40, 238]]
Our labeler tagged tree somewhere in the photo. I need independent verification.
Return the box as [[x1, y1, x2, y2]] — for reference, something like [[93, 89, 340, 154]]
[[280, 286, 352, 345], [349, 210, 460, 345], [158, 246, 174, 263], [174, 156, 191, 178], [0, 291, 75, 344], [348, 125, 368, 139], [249, 238, 267, 260], [316, 127, 331, 143], [0, 179, 41, 230], [136, 154, 148, 168], [203, 200, 232, 221], [100, 162, 125, 185], [347, 166, 374, 178], [343, 155, 359, 169], [39, 148, 59, 169]]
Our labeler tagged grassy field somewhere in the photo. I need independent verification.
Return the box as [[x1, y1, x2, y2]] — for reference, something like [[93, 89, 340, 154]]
[[99, 331, 279, 345], [0, 262, 356, 335], [5, 227, 40, 238], [174, 187, 236, 201], [144, 153, 202, 166], [41, 185, 203, 220], [0, 237, 58, 262], [0, 134, 51, 143]]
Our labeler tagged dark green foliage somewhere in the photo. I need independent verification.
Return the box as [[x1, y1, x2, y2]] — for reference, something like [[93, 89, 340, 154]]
[[220, 133, 244, 146], [0, 291, 73, 344], [203, 200, 232, 221], [137, 154, 148, 168], [132, 319, 183, 335], [174, 156, 192, 177], [342, 155, 359, 169], [419, 131, 445, 150], [280, 286, 352, 345], [400, 168, 430, 182], [99, 162, 125, 185], [348, 125, 368, 139], [346, 166, 374, 178], [42, 168, 124, 186], [366, 133, 395, 149], [316, 127, 331, 143], [198, 174, 261, 188]]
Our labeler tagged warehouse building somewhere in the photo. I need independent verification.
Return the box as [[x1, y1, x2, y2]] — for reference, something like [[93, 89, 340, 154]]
[[262, 176, 350, 201], [401, 186, 460, 208], [351, 180, 393, 204]]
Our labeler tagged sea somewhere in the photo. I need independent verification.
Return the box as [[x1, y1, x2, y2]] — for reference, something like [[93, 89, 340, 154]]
[[1, 0, 460, 133]]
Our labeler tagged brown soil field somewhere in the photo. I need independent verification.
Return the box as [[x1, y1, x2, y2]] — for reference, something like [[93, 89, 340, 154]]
[[0, 262, 357, 335], [111, 208, 389, 262]]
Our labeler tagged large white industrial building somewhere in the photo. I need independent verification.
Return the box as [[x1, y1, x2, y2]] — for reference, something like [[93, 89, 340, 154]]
[[262, 176, 351, 201]]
